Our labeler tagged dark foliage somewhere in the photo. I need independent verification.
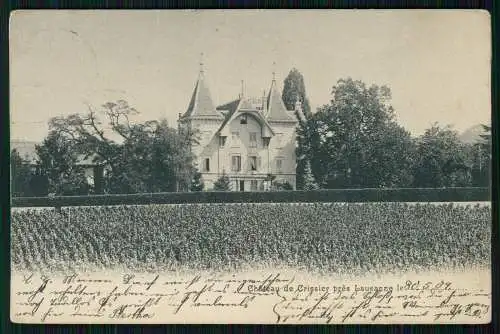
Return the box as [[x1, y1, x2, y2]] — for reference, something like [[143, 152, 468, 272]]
[[11, 187, 490, 208]]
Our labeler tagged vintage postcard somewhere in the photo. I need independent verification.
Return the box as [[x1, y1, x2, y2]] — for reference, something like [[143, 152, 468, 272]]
[[9, 10, 491, 324]]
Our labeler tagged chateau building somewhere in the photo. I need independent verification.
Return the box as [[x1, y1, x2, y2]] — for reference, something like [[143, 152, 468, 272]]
[[178, 66, 301, 191]]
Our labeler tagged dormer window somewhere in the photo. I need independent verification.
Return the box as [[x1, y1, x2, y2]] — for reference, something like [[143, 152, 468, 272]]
[[263, 137, 271, 148], [240, 115, 247, 124]]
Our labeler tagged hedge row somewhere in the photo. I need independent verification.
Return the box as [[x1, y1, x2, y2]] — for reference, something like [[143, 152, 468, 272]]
[[10, 187, 490, 208]]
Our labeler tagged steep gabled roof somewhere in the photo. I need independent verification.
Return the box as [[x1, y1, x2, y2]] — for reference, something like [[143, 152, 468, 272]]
[[182, 74, 222, 119], [216, 98, 275, 138], [265, 80, 296, 123], [214, 98, 241, 133], [216, 98, 241, 116]]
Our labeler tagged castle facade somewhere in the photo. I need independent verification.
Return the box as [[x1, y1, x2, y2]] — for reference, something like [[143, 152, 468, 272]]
[[178, 67, 301, 191]]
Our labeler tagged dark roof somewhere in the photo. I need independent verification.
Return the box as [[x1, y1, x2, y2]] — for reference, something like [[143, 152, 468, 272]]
[[215, 98, 242, 135], [182, 75, 222, 119], [216, 98, 241, 116], [265, 80, 296, 122]]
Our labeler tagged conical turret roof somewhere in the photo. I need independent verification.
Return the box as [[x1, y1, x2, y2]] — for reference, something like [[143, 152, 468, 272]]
[[266, 79, 295, 122], [182, 72, 222, 119]]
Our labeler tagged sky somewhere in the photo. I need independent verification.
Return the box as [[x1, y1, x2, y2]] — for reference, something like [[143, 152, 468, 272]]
[[10, 10, 491, 142]]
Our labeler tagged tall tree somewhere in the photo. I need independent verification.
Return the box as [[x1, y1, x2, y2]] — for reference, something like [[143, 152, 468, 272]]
[[302, 160, 319, 191], [479, 124, 491, 144], [48, 100, 137, 179], [35, 131, 91, 195], [282, 68, 317, 190], [106, 119, 195, 193], [282, 68, 312, 118], [44, 100, 196, 194], [310, 78, 415, 188], [412, 124, 472, 187]]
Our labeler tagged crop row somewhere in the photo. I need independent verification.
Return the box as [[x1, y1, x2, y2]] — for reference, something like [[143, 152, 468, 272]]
[[11, 202, 491, 274]]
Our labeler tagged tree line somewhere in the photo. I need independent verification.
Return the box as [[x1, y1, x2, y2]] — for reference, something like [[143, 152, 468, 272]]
[[283, 70, 490, 190], [11, 71, 491, 197], [11, 100, 203, 196]]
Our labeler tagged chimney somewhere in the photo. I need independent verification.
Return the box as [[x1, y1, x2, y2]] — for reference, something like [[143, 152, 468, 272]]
[[262, 89, 267, 114]]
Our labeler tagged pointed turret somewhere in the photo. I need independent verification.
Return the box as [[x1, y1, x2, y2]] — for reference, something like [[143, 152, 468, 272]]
[[265, 72, 295, 123], [181, 57, 223, 120]]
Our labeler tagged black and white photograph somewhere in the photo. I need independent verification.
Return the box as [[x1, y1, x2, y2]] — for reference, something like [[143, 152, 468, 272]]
[[9, 10, 491, 324]]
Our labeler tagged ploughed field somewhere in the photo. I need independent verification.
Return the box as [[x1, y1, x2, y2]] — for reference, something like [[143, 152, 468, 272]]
[[11, 202, 491, 274]]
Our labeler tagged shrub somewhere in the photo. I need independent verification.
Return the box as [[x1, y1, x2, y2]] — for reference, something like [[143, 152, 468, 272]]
[[213, 172, 231, 191]]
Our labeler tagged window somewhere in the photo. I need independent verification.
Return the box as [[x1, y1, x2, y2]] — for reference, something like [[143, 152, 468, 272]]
[[249, 156, 257, 171], [204, 158, 210, 172], [231, 132, 240, 147], [232, 155, 241, 172], [240, 115, 247, 124], [235, 180, 245, 191], [276, 158, 284, 173], [249, 132, 257, 148], [219, 136, 226, 148], [250, 180, 258, 191]]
